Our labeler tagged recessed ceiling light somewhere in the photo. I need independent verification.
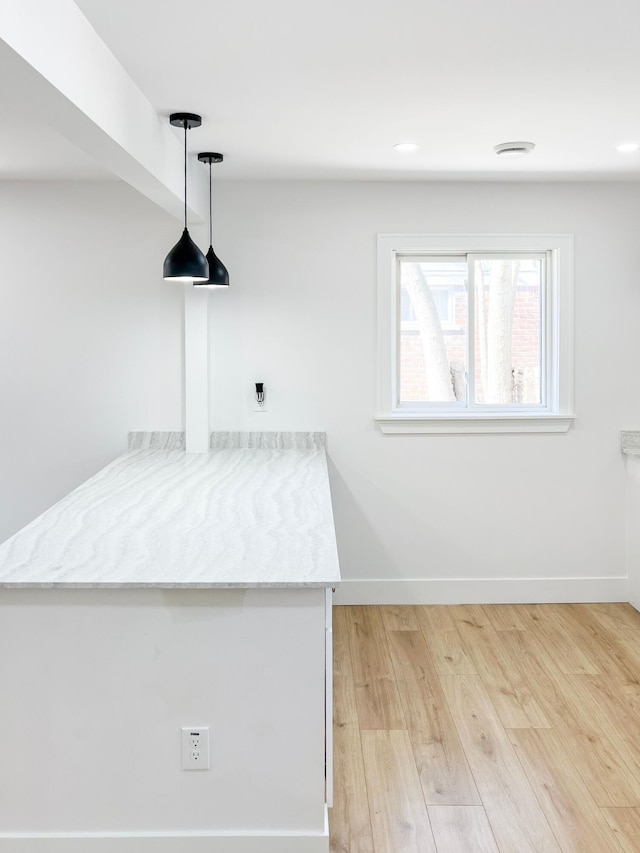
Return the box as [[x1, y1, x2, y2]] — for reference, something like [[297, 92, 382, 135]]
[[394, 142, 420, 152], [494, 141, 535, 157], [617, 142, 639, 153]]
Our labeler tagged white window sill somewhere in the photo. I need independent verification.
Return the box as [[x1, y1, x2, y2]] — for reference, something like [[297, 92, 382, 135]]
[[375, 414, 575, 435]]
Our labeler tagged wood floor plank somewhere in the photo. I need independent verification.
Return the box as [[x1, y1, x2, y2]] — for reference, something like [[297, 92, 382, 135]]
[[516, 603, 566, 623], [551, 607, 640, 724], [608, 631, 640, 670], [606, 633, 640, 715], [428, 806, 499, 853], [414, 605, 477, 675], [348, 606, 394, 683], [554, 605, 640, 692], [348, 605, 406, 729], [388, 630, 481, 806], [415, 604, 460, 632], [379, 604, 419, 631], [588, 603, 640, 632], [508, 603, 548, 625], [449, 603, 492, 628], [499, 629, 640, 807], [330, 725, 374, 852], [602, 808, 640, 852], [334, 675, 359, 730], [481, 604, 527, 631], [331, 675, 375, 852], [451, 605, 550, 728], [333, 606, 353, 678], [439, 674, 560, 852], [508, 727, 622, 852], [562, 675, 640, 787], [355, 676, 406, 730], [361, 730, 437, 853], [519, 604, 602, 675]]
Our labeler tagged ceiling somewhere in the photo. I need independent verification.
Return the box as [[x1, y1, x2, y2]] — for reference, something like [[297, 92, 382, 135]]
[[6, 0, 640, 181]]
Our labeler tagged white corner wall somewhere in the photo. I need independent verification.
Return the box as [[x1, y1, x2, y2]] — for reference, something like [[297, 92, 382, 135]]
[[209, 181, 640, 604], [0, 181, 183, 543]]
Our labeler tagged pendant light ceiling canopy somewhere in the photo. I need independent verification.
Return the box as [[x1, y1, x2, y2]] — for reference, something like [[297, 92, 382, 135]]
[[163, 112, 209, 283], [197, 152, 229, 288]]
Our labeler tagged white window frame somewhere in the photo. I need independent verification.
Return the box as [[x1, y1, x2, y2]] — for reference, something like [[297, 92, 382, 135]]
[[376, 233, 575, 434]]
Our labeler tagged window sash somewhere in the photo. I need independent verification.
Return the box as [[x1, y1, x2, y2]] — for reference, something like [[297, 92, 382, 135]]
[[396, 252, 549, 413]]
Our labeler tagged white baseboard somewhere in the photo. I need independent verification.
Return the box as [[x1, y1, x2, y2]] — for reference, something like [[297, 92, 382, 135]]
[[0, 841, 327, 853], [0, 835, 328, 853], [333, 577, 629, 605], [0, 814, 329, 853]]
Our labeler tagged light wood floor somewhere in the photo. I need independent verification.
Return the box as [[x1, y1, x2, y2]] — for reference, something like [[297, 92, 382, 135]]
[[329, 603, 640, 853]]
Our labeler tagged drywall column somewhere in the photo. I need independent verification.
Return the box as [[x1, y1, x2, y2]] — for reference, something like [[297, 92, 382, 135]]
[[627, 458, 640, 610], [184, 286, 209, 452]]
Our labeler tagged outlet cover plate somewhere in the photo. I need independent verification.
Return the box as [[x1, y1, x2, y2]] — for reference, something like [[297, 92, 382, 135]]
[[182, 726, 210, 771]]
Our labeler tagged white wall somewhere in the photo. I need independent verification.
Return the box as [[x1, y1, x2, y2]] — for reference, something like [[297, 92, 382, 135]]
[[209, 181, 640, 602], [3, 179, 639, 603], [0, 588, 328, 851], [0, 181, 184, 543]]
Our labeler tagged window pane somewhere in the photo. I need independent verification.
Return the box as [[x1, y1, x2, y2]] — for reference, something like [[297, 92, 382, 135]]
[[399, 260, 468, 403], [473, 258, 542, 405]]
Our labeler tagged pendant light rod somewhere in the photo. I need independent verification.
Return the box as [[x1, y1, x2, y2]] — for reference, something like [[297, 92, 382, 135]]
[[169, 113, 202, 227], [163, 113, 208, 283], [197, 152, 229, 288], [198, 152, 223, 247], [209, 162, 212, 244]]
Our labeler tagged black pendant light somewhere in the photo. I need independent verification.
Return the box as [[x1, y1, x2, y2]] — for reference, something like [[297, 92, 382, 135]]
[[163, 113, 208, 282], [196, 152, 229, 287]]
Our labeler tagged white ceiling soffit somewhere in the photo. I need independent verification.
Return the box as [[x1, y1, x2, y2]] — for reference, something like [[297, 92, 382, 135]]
[[0, 92, 111, 180], [74, 0, 640, 181], [0, 0, 207, 218]]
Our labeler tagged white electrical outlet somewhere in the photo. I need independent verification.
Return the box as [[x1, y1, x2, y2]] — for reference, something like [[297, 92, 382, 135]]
[[181, 727, 210, 771]]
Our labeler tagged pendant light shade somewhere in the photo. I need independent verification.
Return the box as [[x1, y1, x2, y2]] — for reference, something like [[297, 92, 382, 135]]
[[163, 229, 209, 281], [163, 113, 208, 282], [205, 245, 229, 286], [197, 152, 229, 288]]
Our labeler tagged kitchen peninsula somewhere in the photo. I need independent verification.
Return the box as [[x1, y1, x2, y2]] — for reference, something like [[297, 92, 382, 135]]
[[0, 431, 339, 853]]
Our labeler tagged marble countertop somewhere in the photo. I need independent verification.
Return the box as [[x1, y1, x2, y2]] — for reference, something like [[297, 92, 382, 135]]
[[0, 435, 341, 589]]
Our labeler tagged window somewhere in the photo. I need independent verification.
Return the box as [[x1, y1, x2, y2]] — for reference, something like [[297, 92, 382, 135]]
[[400, 274, 458, 331], [376, 234, 574, 434]]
